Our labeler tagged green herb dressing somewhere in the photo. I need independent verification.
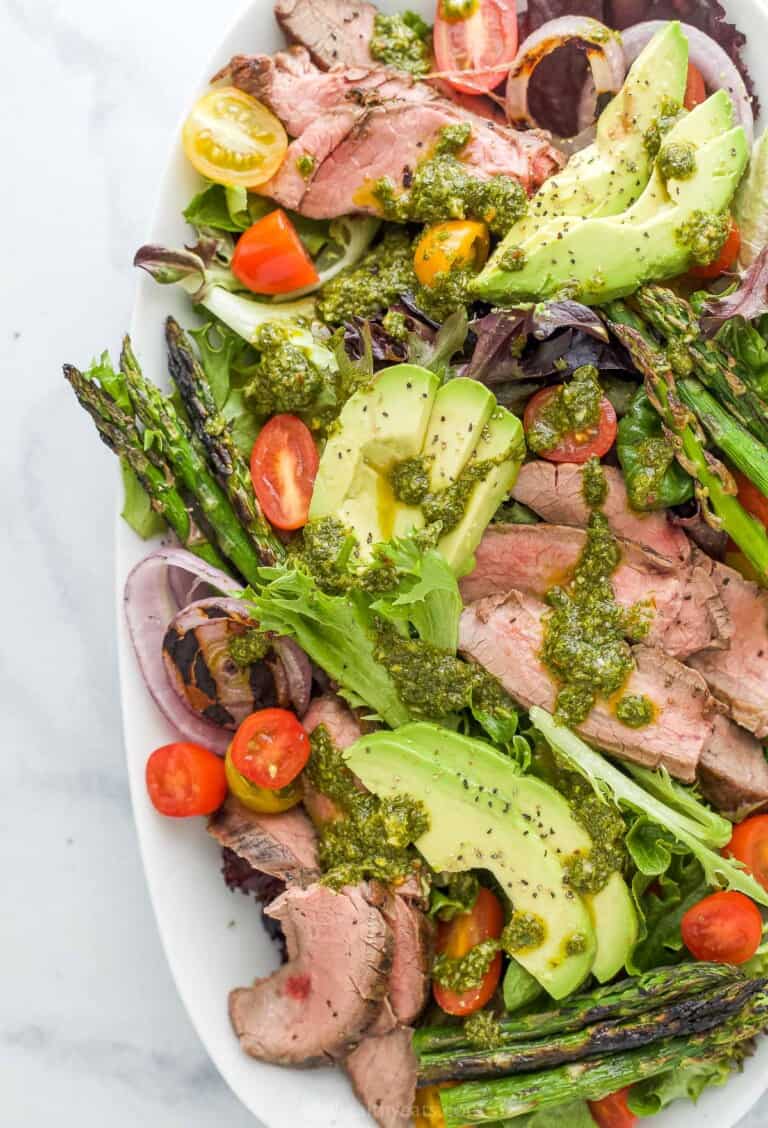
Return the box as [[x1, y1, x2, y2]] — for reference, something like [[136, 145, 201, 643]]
[[370, 10, 432, 76], [526, 365, 603, 456]]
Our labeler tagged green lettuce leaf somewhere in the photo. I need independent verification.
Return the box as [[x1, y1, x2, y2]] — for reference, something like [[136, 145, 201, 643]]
[[625, 764, 732, 849], [628, 1057, 733, 1117], [119, 459, 165, 539], [369, 538, 462, 652], [627, 845, 708, 974], [183, 183, 254, 232]]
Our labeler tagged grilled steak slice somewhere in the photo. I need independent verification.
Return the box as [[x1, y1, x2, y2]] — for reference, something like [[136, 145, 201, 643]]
[[230, 883, 393, 1064], [345, 1025, 418, 1128], [699, 715, 768, 821], [380, 894, 433, 1025], [276, 0, 377, 69], [459, 591, 715, 781], [461, 523, 728, 659], [208, 795, 319, 883], [511, 461, 691, 565], [689, 562, 768, 740]]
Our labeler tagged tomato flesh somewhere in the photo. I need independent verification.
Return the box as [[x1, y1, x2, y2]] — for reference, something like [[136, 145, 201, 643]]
[[433, 0, 519, 95], [683, 63, 707, 111], [225, 745, 303, 813], [681, 890, 762, 965], [146, 742, 227, 818], [588, 1088, 638, 1128], [690, 216, 741, 279], [732, 467, 768, 530], [523, 385, 617, 463], [251, 414, 319, 531], [725, 815, 768, 892], [433, 887, 504, 1016], [182, 86, 288, 188], [414, 220, 490, 287], [232, 209, 319, 295], [230, 708, 311, 790]]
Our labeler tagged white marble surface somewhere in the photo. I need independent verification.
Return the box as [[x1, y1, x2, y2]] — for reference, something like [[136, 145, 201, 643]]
[[1, 0, 767, 1125]]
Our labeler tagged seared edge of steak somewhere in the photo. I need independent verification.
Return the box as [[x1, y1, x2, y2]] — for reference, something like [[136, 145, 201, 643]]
[[699, 714, 768, 821], [275, 0, 377, 69], [208, 794, 319, 883]]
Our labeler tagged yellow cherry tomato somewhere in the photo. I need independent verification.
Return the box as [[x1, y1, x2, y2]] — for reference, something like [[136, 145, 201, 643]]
[[182, 86, 288, 188], [225, 745, 302, 813], [413, 220, 490, 288], [414, 1084, 464, 1128]]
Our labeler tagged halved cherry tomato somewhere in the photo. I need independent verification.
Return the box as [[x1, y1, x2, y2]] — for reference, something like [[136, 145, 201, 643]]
[[232, 209, 319, 295], [523, 385, 617, 463], [250, 414, 319, 530], [683, 63, 707, 111], [433, 0, 519, 95], [588, 1088, 638, 1128], [182, 86, 287, 188], [146, 742, 227, 818], [724, 815, 768, 892], [681, 890, 763, 964], [732, 467, 768, 530], [690, 216, 741, 279], [230, 708, 311, 791], [414, 220, 490, 287], [225, 744, 302, 813], [433, 887, 504, 1016]]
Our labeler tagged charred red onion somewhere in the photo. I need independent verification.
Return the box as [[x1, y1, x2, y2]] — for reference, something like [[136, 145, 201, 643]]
[[621, 21, 754, 146], [506, 17, 626, 148]]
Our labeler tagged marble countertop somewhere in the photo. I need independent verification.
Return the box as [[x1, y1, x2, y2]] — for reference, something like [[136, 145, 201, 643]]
[[1, 0, 766, 1125]]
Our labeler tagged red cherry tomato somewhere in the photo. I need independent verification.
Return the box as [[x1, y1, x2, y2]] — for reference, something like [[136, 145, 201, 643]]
[[433, 887, 504, 1016], [690, 216, 741, 279], [230, 708, 311, 790], [523, 385, 617, 463], [433, 0, 519, 95], [250, 414, 319, 530], [724, 815, 768, 892], [683, 63, 707, 110], [681, 891, 763, 965], [588, 1088, 638, 1128], [732, 467, 768, 531], [231, 209, 319, 295], [145, 742, 227, 817]]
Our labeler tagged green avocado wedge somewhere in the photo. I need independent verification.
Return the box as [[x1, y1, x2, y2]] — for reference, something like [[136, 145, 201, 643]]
[[345, 723, 597, 999]]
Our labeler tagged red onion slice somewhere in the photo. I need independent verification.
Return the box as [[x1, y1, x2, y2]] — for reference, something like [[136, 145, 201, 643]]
[[273, 637, 313, 718], [621, 21, 754, 146], [506, 16, 626, 148]]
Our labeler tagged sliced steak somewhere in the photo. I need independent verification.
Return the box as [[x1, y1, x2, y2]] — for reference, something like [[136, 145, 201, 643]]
[[302, 693, 365, 825], [689, 562, 768, 740], [511, 461, 691, 565], [208, 795, 319, 883], [461, 523, 728, 659], [459, 591, 716, 781], [380, 894, 433, 1025], [699, 715, 768, 821], [275, 0, 377, 69], [345, 1025, 418, 1128], [230, 882, 393, 1064]]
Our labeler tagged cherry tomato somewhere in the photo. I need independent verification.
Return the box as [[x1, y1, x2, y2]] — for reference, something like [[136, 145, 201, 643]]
[[588, 1088, 638, 1128], [250, 414, 319, 530], [433, 887, 504, 1016], [225, 745, 302, 813], [230, 708, 310, 791], [681, 890, 763, 965], [182, 86, 287, 188], [433, 0, 519, 95], [724, 815, 768, 892], [414, 220, 490, 287], [523, 386, 617, 463], [146, 742, 227, 818], [683, 63, 707, 111], [732, 467, 768, 530], [690, 216, 741, 279], [232, 210, 319, 295]]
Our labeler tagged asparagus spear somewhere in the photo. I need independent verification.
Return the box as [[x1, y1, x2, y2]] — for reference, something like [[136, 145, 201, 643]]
[[63, 363, 228, 570], [439, 994, 768, 1126], [677, 377, 768, 497], [632, 285, 768, 445], [120, 337, 265, 586], [606, 310, 768, 581], [164, 317, 285, 566], [418, 974, 764, 1085], [413, 962, 741, 1055]]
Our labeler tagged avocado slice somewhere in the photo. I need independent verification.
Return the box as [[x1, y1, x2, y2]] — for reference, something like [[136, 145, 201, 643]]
[[346, 723, 597, 999], [496, 21, 689, 260], [424, 378, 496, 492], [475, 103, 749, 305]]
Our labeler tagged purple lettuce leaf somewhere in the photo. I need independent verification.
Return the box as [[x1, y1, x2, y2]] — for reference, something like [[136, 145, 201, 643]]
[[700, 248, 768, 334], [468, 301, 609, 383]]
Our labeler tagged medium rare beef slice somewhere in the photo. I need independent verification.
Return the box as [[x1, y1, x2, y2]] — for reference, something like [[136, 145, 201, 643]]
[[208, 794, 319, 882], [345, 1025, 419, 1128], [230, 883, 393, 1064], [699, 715, 768, 821], [511, 461, 691, 564], [461, 523, 729, 658], [275, 0, 377, 69], [459, 591, 715, 781], [380, 894, 434, 1025]]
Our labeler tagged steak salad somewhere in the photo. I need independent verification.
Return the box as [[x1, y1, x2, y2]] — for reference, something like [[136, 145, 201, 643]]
[[65, 0, 768, 1124]]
